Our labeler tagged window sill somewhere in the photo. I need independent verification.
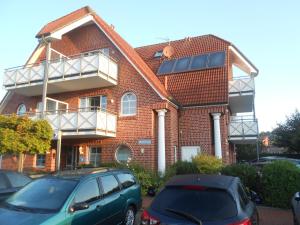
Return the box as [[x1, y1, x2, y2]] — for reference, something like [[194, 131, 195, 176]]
[[119, 115, 137, 120]]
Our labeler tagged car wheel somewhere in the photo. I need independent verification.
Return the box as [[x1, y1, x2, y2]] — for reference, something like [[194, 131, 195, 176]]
[[124, 206, 135, 225]]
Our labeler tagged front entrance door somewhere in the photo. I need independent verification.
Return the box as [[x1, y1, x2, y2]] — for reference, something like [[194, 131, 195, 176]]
[[65, 146, 80, 170]]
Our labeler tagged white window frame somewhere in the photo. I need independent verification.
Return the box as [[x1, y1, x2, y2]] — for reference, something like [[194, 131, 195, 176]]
[[120, 92, 137, 116], [36, 154, 46, 168], [115, 145, 133, 163], [79, 95, 107, 112], [16, 103, 26, 115], [89, 146, 101, 167]]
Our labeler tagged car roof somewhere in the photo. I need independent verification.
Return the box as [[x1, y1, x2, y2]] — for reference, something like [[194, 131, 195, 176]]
[[166, 174, 238, 190], [50, 167, 131, 180]]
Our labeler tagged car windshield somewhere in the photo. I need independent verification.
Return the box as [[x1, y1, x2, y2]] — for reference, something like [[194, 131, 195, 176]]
[[151, 186, 237, 221], [5, 178, 77, 213]]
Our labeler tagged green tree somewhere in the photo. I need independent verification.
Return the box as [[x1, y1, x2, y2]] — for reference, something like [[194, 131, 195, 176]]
[[272, 110, 300, 152], [0, 115, 53, 172]]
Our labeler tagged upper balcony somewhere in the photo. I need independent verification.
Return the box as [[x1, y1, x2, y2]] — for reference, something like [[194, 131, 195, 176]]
[[30, 107, 117, 138], [229, 77, 255, 114], [3, 50, 118, 96], [228, 115, 258, 144]]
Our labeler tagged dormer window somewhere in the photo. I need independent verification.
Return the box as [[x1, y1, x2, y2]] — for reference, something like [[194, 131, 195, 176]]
[[154, 50, 163, 58]]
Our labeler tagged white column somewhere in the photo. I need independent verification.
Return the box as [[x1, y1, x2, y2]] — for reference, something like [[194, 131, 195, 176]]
[[0, 155, 2, 169], [42, 41, 51, 116], [157, 109, 167, 175], [212, 113, 222, 159]]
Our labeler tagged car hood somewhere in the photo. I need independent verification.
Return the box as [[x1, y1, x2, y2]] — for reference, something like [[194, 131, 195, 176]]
[[0, 207, 54, 225]]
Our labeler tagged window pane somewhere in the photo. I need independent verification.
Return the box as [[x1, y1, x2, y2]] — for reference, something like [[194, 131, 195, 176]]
[[190, 54, 208, 70], [6, 172, 31, 188], [208, 51, 225, 68], [17, 104, 26, 115], [36, 154, 46, 167], [122, 93, 136, 115], [174, 57, 191, 72], [151, 187, 237, 221], [116, 146, 132, 163], [117, 173, 136, 189], [74, 179, 100, 203], [7, 178, 77, 211], [101, 96, 107, 110], [101, 175, 120, 196], [0, 174, 8, 189], [89, 147, 101, 167], [157, 60, 176, 74]]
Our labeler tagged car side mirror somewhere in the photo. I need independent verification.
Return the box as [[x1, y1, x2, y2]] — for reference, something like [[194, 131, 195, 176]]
[[295, 192, 300, 202], [70, 202, 89, 212]]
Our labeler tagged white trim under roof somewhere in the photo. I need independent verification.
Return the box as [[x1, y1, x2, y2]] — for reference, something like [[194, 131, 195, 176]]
[[39, 15, 94, 41], [229, 46, 258, 76]]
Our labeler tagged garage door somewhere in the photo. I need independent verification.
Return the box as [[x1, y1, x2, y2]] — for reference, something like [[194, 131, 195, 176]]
[[181, 146, 201, 162]]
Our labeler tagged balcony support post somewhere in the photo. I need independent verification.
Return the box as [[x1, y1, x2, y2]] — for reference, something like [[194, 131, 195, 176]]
[[56, 130, 62, 171], [157, 109, 167, 175], [211, 113, 222, 159], [42, 40, 51, 117]]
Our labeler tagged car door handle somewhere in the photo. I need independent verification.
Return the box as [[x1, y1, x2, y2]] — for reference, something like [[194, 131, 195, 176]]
[[96, 205, 102, 211]]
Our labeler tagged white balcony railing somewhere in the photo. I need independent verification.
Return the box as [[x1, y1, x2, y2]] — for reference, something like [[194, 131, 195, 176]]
[[229, 116, 258, 138], [229, 77, 254, 94], [4, 50, 118, 88], [30, 108, 117, 138]]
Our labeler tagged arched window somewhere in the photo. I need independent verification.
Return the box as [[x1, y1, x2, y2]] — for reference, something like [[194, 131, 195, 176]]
[[121, 92, 137, 116], [115, 145, 132, 163], [16, 104, 26, 115]]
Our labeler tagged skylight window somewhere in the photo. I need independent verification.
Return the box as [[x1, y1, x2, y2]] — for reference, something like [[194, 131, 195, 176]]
[[154, 50, 163, 58]]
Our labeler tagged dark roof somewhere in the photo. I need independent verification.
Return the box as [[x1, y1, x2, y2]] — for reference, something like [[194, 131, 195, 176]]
[[166, 174, 237, 190]]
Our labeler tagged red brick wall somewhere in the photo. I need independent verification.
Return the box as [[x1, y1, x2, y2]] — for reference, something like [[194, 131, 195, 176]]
[[178, 105, 232, 164], [1, 23, 235, 171]]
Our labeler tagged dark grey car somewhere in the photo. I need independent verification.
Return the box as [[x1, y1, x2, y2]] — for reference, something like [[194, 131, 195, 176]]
[[141, 174, 259, 225], [0, 170, 32, 202]]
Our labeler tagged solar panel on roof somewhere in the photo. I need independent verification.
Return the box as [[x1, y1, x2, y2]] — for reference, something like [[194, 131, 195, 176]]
[[208, 52, 225, 68], [173, 57, 191, 72], [190, 54, 208, 70], [157, 60, 176, 74], [156, 51, 225, 75]]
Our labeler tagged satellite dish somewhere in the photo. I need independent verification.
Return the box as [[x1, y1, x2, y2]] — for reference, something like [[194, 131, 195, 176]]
[[163, 45, 175, 58]]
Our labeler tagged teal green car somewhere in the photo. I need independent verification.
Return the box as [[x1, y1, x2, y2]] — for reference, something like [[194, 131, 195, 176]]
[[0, 168, 142, 225]]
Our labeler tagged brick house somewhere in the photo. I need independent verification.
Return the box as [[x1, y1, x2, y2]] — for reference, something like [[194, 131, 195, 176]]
[[0, 6, 259, 173]]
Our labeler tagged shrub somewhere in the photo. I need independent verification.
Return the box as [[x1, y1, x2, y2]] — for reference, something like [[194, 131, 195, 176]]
[[261, 160, 300, 208], [192, 154, 223, 174], [164, 161, 199, 181], [221, 164, 258, 191]]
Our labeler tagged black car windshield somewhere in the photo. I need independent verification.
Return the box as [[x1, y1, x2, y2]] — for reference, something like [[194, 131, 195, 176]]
[[151, 186, 237, 221], [6, 178, 77, 212]]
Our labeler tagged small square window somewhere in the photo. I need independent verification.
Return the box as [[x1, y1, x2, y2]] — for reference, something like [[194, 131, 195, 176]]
[[154, 51, 163, 58]]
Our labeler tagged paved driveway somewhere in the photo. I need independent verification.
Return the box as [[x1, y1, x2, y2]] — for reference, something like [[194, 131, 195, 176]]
[[257, 206, 293, 225], [136, 197, 294, 225]]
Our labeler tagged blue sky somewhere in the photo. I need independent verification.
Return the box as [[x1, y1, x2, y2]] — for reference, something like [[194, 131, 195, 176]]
[[0, 0, 299, 131]]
